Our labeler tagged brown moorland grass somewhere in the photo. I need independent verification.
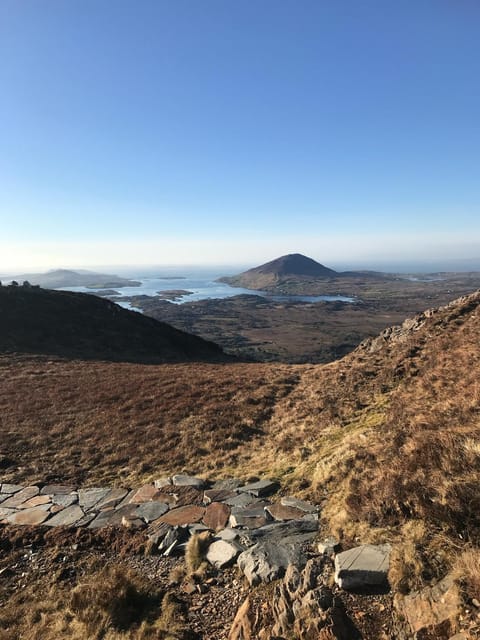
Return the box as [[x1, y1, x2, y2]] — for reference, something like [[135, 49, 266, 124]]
[[0, 357, 301, 486]]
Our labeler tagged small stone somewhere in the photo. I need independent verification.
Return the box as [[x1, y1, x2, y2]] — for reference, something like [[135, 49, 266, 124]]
[[334, 544, 391, 589], [237, 479, 279, 498], [171, 474, 206, 489], [157, 505, 206, 526], [206, 539, 243, 569], [44, 505, 85, 527], [203, 502, 230, 530], [317, 536, 339, 555]]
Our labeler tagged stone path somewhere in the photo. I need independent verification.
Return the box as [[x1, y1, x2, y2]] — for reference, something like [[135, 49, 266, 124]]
[[0, 476, 323, 581]]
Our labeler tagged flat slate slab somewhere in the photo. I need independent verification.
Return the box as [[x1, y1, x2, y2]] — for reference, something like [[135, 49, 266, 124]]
[[52, 493, 78, 507], [280, 496, 318, 513], [237, 479, 280, 498], [203, 502, 230, 530], [89, 504, 138, 529], [1, 484, 23, 494], [224, 493, 258, 508], [157, 505, 206, 526], [265, 503, 306, 521], [203, 489, 237, 505], [95, 488, 129, 511], [40, 484, 76, 495], [238, 540, 307, 585], [128, 484, 161, 504], [18, 495, 51, 509], [2, 486, 40, 508], [6, 504, 51, 525], [171, 474, 206, 489], [334, 544, 391, 590], [45, 505, 85, 527], [135, 501, 169, 523], [78, 488, 110, 511]]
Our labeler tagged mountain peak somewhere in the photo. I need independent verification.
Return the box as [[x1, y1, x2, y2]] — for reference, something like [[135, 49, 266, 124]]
[[251, 253, 337, 278]]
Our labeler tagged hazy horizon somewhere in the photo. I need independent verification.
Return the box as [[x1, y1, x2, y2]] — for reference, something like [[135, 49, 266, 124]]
[[1, 2, 479, 270]]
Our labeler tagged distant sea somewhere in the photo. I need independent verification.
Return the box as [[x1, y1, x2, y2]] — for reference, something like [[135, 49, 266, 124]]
[[60, 266, 355, 307]]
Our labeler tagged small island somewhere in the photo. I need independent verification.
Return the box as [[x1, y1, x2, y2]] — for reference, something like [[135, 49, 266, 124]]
[[156, 289, 194, 301]]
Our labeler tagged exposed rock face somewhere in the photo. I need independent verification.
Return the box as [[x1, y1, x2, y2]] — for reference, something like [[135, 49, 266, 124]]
[[334, 544, 391, 589], [394, 574, 461, 639], [237, 540, 307, 586], [228, 597, 255, 640], [242, 560, 362, 639]]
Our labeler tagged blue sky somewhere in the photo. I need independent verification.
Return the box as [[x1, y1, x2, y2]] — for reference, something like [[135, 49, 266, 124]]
[[1, 0, 479, 270]]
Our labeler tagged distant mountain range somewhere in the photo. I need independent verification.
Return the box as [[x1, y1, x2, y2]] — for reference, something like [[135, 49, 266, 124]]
[[0, 269, 141, 289], [0, 285, 228, 363], [219, 253, 387, 291]]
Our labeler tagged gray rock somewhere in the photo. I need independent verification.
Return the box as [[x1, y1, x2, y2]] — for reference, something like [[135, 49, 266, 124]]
[[206, 539, 243, 569], [45, 505, 85, 527], [237, 540, 307, 585], [280, 496, 318, 513], [52, 493, 78, 507], [6, 504, 51, 525], [1, 484, 23, 494], [171, 474, 206, 489], [1, 486, 39, 508], [248, 519, 319, 542], [40, 484, 76, 495], [135, 501, 169, 523], [217, 528, 240, 542], [334, 544, 391, 590], [158, 525, 186, 555], [95, 488, 129, 511], [0, 507, 17, 519], [229, 513, 269, 529], [147, 521, 172, 545], [88, 504, 138, 529], [78, 488, 110, 512], [211, 478, 243, 490], [224, 493, 258, 508], [188, 523, 210, 534], [237, 479, 280, 498]]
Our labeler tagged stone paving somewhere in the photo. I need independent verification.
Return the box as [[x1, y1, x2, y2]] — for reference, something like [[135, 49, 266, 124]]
[[0, 475, 392, 589]]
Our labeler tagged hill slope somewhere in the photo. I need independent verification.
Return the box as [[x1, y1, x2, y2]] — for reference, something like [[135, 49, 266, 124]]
[[0, 284, 228, 362], [219, 253, 338, 289], [1, 268, 140, 289]]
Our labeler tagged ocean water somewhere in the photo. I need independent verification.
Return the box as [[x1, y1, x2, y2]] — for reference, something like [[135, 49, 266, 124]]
[[59, 267, 355, 306]]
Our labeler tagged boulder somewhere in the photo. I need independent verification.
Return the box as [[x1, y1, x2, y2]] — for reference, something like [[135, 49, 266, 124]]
[[334, 544, 391, 590], [206, 539, 243, 569]]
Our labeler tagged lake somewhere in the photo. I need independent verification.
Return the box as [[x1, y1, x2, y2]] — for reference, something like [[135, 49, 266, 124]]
[[59, 267, 355, 307]]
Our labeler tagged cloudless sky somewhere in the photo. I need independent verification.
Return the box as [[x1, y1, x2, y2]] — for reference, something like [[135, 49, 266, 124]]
[[1, 0, 479, 270]]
